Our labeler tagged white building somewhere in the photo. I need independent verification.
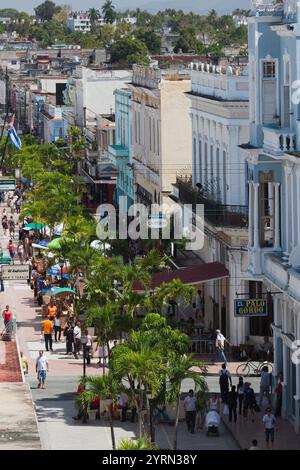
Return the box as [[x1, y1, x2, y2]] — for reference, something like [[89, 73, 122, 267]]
[[240, 0, 300, 434], [65, 67, 132, 128], [129, 65, 192, 206], [172, 61, 250, 346], [67, 12, 91, 33]]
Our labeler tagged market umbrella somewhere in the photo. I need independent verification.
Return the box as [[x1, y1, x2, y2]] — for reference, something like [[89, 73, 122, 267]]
[[51, 287, 77, 296], [47, 237, 72, 250], [23, 222, 44, 231], [32, 240, 49, 250]]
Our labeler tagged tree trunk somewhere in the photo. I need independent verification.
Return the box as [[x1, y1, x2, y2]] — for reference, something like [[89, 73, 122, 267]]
[[109, 407, 116, 450], [128, 376, 145, 438], [173, 389, 181, 451]]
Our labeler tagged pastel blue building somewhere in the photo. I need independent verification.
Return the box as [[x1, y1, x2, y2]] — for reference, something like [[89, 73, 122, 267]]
[[108, 88, 134, 210], [243, 0, 300, 434]]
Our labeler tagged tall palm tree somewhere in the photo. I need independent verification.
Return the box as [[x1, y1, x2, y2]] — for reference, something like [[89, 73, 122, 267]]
[[102, 0, 116, 24], [167, 353, 207, 450], [77, 374, 119, 449], [111, 331, 166, 438], [88, 8, 100, 27]]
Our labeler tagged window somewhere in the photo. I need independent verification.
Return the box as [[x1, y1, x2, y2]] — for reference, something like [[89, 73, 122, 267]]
[[223, 150, 227, 204], [199, 139, 202, 184], [216, 148, 220, 201], [204, 142, 208, 185], [263, 61, 276, 78], [259, 171, 275, 247], [210, 145, 214, 194]]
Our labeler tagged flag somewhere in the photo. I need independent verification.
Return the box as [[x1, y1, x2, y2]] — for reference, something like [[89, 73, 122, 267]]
[[7, 114, 22, 150]]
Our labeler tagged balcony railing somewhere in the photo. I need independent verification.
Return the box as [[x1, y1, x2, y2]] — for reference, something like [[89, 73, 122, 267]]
[[175, 176, 248, 228], [263, 126, 296, 156]]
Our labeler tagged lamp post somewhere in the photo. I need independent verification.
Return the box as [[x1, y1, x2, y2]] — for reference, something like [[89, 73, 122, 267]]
[[81, 335, 88, 379], [146, 391, 155, 444], [58, 259, 64, 286]]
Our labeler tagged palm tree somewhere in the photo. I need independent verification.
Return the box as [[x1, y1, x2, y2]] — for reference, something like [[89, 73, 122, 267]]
[[167, 353, 207, 450], [117, 436, 157, 450], [111, 331, 166, 438], [102, 0, 117, 24], [77, 374, 119, 449], [88, 8, 100, 30]]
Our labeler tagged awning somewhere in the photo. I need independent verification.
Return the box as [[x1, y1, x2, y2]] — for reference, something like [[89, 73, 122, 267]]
[[133, 262, 229, 292]]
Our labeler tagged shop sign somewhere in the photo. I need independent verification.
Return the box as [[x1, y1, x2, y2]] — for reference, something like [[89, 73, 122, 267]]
[[1, 265, 30, 280], [234, 299, 268, 317]]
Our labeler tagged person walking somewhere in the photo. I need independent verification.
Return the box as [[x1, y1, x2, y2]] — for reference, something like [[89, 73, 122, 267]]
[[219, 363, 232, 403], [275, 372, 283, 417], [183, 389, 197, 434], [8, 216, 15, 239], [0, 242, 3, 261], [212, 329, 231, 365], [36, 351, 49, 389], [243, 382, 256, 422], [237, 377, 245, 415], [53, 314, 61, 342], [73, 321, 82, 359], [2, 305, 12, 331], [63, 322, 74, 355], [20, 351, 29, 375], [227, 385, 238, 423], [41, 317, 53, 352], [7, 240, 16, 265], [84, 330, 93, 365], [0, 270, 4, 292], [262, 408, 276, 450], [2, 214, 8, 236], [259, 365, 272, 408], [195, 389, 207, 430], [17, 241, 24, 264]]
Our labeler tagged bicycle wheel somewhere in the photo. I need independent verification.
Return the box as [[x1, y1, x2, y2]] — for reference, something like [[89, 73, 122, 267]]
[[236, 363, 251, 376], [258, 362, 273, 374]]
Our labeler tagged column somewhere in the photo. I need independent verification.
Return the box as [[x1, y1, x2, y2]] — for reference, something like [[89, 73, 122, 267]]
[[284, 164, 290, 255], [248, 181, 254, 247], [268, 182, 274, 237], [296, 169, 300, 248], [274, 182, 281, 250], [291, 172, 295, 248], [253, 182, 260, 249]]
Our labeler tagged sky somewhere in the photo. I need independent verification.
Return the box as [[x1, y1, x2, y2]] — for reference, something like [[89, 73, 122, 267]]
[[1, 0, 251, 15]]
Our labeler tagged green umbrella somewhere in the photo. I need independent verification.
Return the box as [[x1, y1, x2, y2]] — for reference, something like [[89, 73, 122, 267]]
[[24, 222, 44, 231], [51, 287, 77, 296], [47, 237, 72, 250]]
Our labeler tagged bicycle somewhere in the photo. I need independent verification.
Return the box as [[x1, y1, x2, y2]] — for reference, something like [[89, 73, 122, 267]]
[[236, 359, 273, 377]]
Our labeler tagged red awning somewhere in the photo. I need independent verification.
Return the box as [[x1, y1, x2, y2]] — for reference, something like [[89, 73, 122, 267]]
[[133, 262, 229, 292]]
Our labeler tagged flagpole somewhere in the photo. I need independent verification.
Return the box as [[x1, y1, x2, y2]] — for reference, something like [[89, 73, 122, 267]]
[[0, 113, 8, 141], [0, 133, 9, 173]]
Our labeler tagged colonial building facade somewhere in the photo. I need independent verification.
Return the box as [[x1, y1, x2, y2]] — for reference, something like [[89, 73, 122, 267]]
[[242, 0, 300, 433]]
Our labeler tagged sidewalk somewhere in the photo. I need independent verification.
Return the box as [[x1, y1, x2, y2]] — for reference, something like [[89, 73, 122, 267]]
[[222, 408, 300, 450]]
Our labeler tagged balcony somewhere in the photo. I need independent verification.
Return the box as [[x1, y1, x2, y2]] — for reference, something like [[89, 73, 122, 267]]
[[108, 144, 129, 165], [263, 126, 296, 156], [175, 176, 248, 228], [250, 1, 284, 17]]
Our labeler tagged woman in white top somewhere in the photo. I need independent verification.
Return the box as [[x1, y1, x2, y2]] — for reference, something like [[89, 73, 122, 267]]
[[54, 314, 61, 342], [207, 394, 221, 413]]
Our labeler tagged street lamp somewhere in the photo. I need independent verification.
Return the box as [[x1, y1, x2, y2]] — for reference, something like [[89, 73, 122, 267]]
[[81, 335, 88, 379], [146, 390, 155, 444], [58, 259, 64, 286]]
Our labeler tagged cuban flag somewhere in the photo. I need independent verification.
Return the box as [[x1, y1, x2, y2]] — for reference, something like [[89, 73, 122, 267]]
[[7, 114, 22, 150]]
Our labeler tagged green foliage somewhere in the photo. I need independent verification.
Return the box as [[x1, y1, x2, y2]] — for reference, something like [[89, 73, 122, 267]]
[[102, 0, 117, 25], [134, 27, 161, 55], [34, 1, 61, 21], [117, 436, 157, 450], [110, 36, 150, 66]]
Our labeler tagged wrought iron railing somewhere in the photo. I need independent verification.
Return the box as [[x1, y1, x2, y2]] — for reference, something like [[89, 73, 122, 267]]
[[176, 176, 248, 228]]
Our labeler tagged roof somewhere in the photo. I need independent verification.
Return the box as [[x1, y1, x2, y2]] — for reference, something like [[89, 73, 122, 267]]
[[133, 262, 229, 292]]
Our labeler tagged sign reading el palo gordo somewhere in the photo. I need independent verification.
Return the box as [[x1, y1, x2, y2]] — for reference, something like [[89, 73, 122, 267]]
[[234, 299, 268, 318]]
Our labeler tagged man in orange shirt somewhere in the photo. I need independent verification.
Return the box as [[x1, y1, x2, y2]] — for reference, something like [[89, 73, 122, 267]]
[[47, 302, 57, 320], [41, 318, 53, 352]]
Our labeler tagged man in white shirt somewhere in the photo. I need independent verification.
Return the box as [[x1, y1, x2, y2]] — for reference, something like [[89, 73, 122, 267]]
[[262, 408, 276, 450], [73, 321, 82, 359], [212, 329, 231, 365], [36, 350, 49, 389], [183, 389, 197, 434]]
